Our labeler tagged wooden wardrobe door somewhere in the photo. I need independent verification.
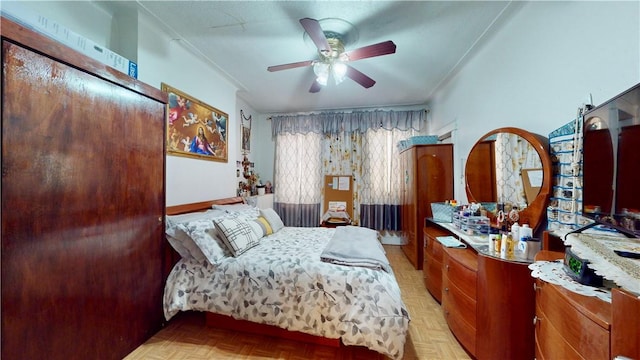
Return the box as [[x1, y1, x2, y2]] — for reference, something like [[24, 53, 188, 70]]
[[2, 39, 165, 359]]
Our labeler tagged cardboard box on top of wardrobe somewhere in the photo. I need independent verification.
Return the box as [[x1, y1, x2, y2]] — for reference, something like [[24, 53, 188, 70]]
[[1, 3, 138, 79]]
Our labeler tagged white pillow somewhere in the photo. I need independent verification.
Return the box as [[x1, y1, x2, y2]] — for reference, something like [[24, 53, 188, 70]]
[[178, 219, 231, 264], [213, 203, 260, 220], [166, 232, 206, 261], [213, 217, 260, 256], [260, 208, 285, 233], [165, 209, 228, 261], [166, 209, 226, 238]]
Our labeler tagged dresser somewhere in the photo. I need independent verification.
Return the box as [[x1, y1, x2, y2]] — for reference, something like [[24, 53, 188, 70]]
[[533, 250, 640, 360], [424, 220, 535, 359], [400, 144, 453, 269]]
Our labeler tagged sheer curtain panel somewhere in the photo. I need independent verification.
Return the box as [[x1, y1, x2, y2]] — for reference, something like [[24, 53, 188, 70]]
[[271, 109, 427, 229]]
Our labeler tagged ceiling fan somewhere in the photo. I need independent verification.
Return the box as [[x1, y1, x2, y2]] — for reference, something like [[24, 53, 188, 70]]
[[267, 18, 397, 93]]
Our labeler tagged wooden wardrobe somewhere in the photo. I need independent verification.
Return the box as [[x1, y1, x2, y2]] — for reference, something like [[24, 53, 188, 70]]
[[400, 144, 453, 269], [1, 18, 167, 359]]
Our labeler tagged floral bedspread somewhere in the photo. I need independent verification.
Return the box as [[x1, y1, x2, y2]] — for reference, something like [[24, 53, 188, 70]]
[[164, 227, 410, 359]]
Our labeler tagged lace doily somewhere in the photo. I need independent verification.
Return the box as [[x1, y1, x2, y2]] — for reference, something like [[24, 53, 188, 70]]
[[564, 232, 640, 295], [529, 260, 612, 302]]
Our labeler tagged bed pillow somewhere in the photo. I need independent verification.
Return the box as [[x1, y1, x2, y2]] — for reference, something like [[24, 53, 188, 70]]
[[166, 233, 205, 261], [213, 203, 260, 220], [212, 203, 253, 211], [247, 216, 274, 239], [165, 209, 228, 261], [213, 217, 260, 256], [260, 208, 285, 233], [166, 209, 226, 238], [178, 219, 231, 264]]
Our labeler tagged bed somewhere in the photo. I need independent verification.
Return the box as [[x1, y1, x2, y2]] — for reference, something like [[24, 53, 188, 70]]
[[163, 198, 410, 359]]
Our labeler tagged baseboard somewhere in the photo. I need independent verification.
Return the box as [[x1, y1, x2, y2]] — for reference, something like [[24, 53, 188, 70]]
[[380, 233, 405, 245]]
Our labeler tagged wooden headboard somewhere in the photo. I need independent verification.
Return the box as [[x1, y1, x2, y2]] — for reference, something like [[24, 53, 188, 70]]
[[166, 196, 245, 215]]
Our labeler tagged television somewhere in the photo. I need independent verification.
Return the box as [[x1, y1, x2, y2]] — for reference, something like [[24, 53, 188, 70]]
[[582, 82, 640, 238]]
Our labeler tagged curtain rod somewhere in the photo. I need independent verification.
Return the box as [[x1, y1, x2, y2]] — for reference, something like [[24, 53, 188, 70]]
[[267, 108, 429, 121]]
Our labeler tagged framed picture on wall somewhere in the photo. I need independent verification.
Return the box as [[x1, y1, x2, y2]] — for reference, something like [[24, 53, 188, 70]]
[[241, 109, 251, 154], [162, 83, 228, 162]]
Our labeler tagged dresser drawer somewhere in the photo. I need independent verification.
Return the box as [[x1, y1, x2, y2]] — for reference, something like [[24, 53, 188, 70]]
[[535, 304, 584, 360], [424, 255, 442, 302], [443, 250, 477, 299], [425, 233, 445, 263], [443, 275, 477, 329], [443, 300, 476, 355], [536, 280, 610, 360]]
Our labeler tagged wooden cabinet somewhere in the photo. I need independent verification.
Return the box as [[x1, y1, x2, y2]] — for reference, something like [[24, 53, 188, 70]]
[[442, 247, 478, 355], [1, 18, 167, 360], [400, 144, 453, 269]]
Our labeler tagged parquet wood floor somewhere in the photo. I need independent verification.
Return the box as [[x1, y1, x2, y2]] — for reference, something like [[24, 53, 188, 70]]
[[124, 245, 471, 359]]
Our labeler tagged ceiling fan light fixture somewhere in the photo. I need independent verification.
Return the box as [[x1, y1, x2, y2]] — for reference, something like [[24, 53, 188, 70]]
[[332, 62, 347, 85], [313, 62, 329, 86]]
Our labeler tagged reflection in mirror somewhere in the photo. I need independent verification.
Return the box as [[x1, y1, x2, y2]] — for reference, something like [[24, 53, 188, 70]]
[[583, 116, 614, 215], [493, 133, 542, 208], [467, 133, 542, 210], [465, 127, 552, 232], [582, 82, 640, 236]]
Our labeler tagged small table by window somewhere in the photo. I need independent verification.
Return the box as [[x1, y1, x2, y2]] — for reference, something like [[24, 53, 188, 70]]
[[320, 219, 351, 228]]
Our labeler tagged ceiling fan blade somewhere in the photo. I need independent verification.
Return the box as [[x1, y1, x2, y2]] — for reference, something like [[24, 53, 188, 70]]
[[309, 80, 322, 93], [267, 60, 314, 72], [346, 66, 376, 89], [343, 40, 397, 61], [299, 18, 331, 53]]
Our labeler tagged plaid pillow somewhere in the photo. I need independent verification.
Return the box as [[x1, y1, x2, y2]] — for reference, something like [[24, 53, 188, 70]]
[[213, 217, 259, 256]]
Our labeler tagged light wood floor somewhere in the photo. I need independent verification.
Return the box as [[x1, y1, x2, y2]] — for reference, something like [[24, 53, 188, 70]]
[[124, 245, 471, 359]]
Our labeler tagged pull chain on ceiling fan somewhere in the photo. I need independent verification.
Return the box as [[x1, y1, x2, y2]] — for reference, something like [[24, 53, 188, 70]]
[[267, 18, 397, 93]]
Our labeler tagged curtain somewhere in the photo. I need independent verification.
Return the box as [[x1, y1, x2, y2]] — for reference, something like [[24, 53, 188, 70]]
[[272, 109, 427, 229], [495, 133, 542, 209], [359, 127, 417, 231], [273, 132, 323, 227]]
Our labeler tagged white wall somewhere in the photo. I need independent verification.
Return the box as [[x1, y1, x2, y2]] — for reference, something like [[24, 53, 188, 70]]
[[429, 1, 640, 202], [235, 99, 275, 189], [2, 1, 242, 206], [136, 14, 239, 206]]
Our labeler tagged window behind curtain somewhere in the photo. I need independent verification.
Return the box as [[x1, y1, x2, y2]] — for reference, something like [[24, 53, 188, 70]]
[[360, 127, 417, 230], [272, 109, 426, 230], [273, 132, 323, 226]]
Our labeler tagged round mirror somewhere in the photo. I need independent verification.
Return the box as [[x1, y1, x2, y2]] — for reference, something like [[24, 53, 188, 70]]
[[465, 127, 552, 231]]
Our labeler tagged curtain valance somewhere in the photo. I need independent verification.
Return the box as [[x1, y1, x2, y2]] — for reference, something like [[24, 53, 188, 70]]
[[271, 109, 427, 137]]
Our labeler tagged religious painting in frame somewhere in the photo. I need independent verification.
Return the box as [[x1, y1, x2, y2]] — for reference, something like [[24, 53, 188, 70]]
[[162, 83, 228, 162]]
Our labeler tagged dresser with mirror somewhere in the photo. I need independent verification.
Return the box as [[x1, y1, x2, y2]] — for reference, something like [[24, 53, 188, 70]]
[[423, 127, 552, 359]]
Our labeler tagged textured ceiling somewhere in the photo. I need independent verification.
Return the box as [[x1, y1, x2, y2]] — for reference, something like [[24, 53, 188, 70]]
[[120, 1, 515, 113]]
